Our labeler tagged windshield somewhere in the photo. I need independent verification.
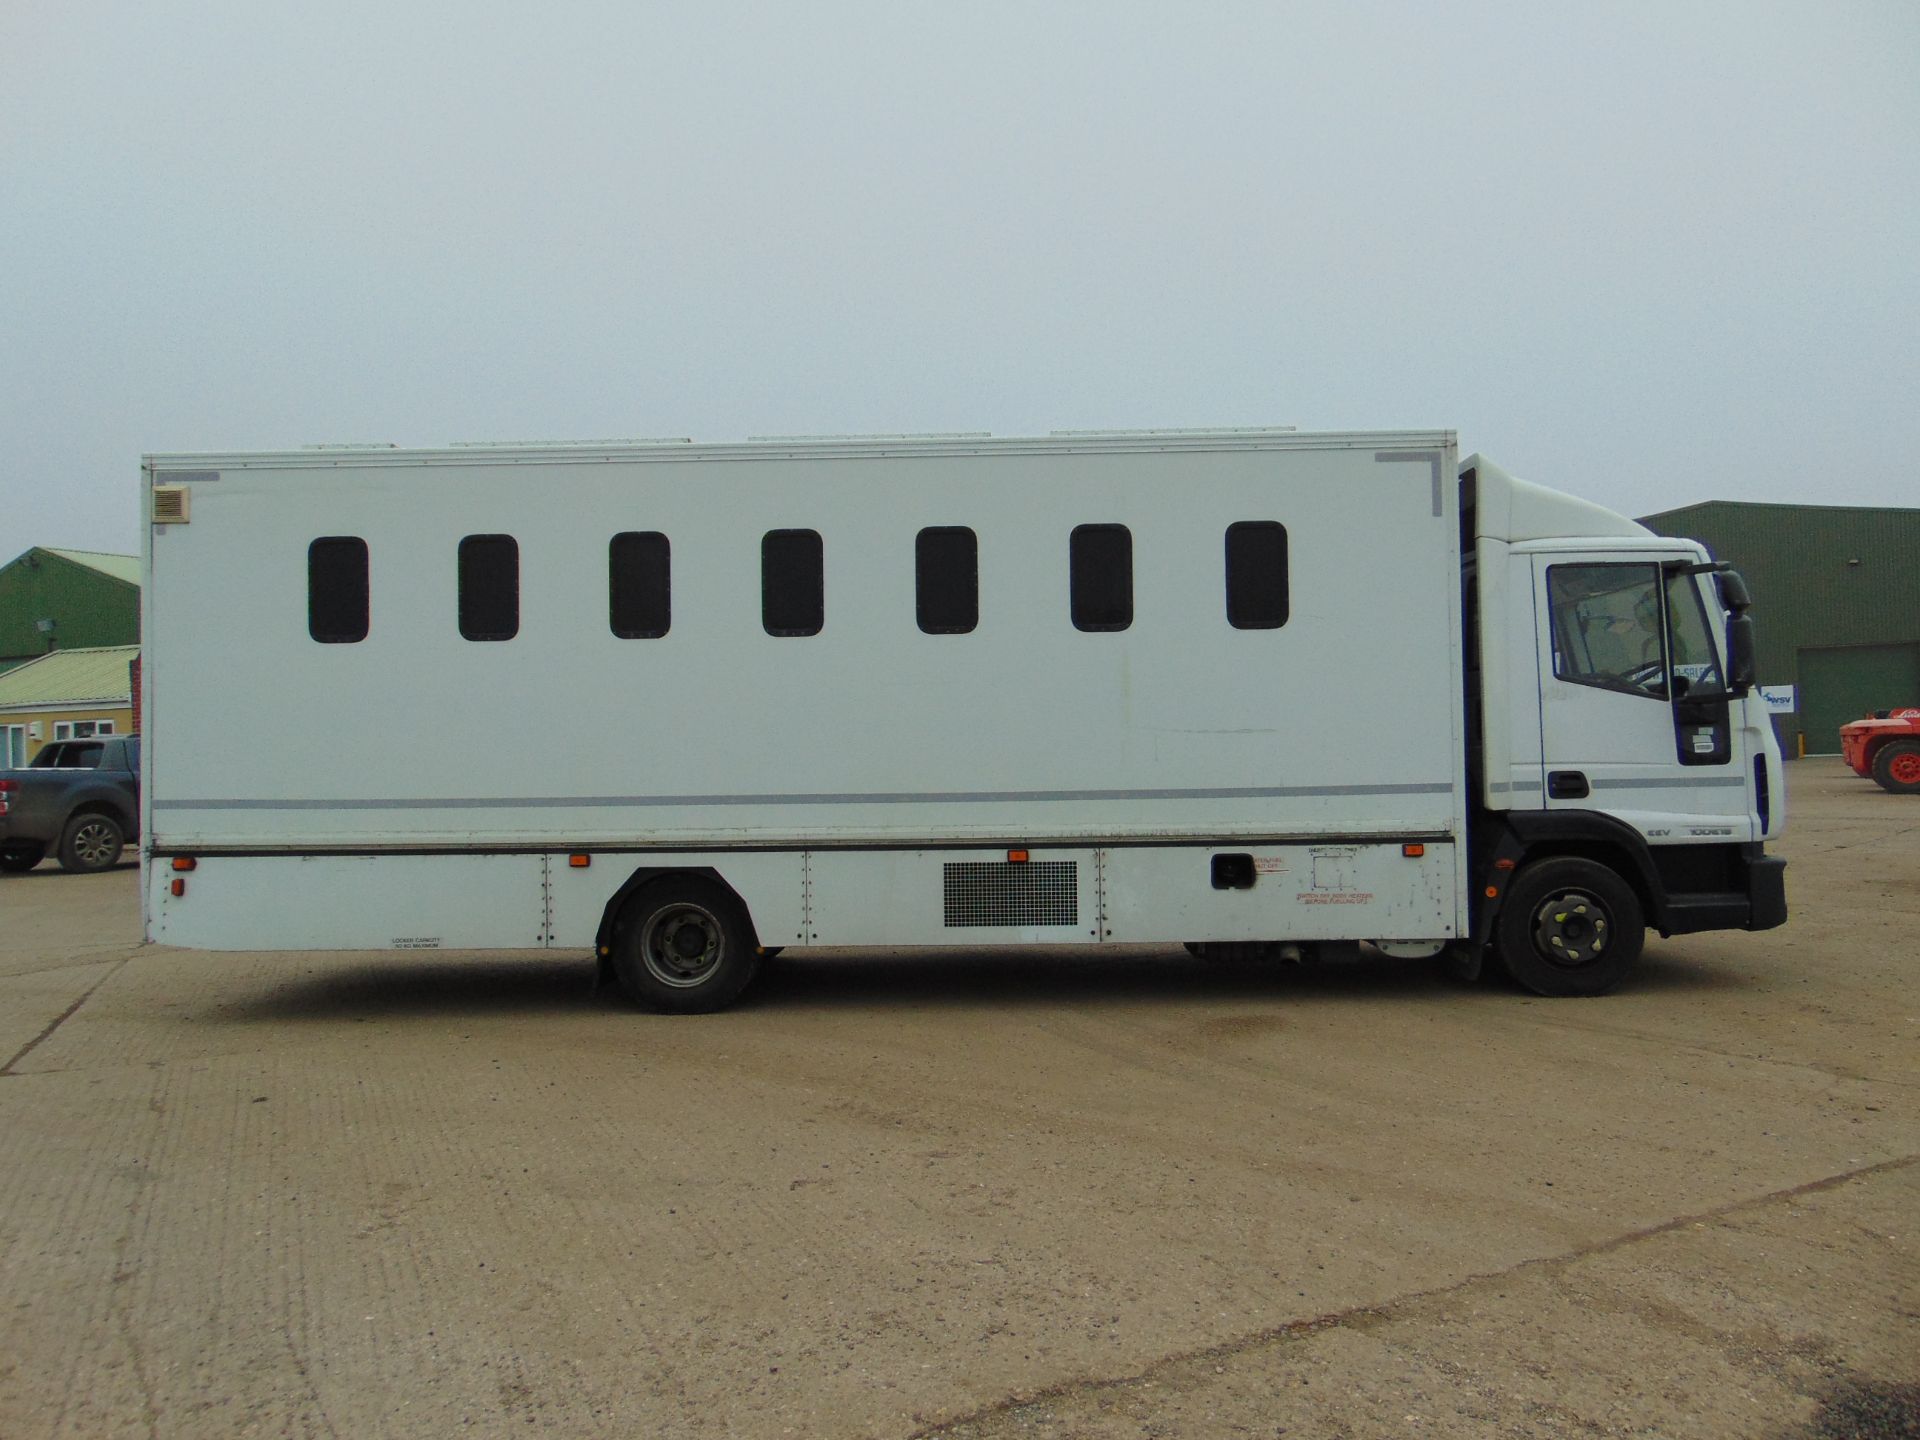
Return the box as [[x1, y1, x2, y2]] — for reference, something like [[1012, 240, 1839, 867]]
[[1666, 572, 1726, 695]]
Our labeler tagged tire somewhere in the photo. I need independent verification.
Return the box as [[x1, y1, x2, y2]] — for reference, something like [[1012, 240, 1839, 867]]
[[1493, 856, 1644, 997], [0, 845, 45, 873], [610, 876, 762, 1013], [1870, 740, 1920, 795], [58, 813, 124, 874]]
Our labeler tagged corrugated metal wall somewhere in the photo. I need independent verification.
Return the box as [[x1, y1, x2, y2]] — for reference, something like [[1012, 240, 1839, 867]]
[[0, 550, 141, 673], [1641, 502, 1920, 755]]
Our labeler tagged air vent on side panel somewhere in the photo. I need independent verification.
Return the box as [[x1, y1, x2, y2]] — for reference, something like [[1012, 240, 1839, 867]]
[[151, 486, 190, 524], [942, 861, 1078, 927]]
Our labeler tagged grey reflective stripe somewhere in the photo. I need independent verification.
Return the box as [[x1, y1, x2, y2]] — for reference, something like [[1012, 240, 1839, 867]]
[[1375, 450, 1444, 517], [155, 782, 1456, 813], [1491, 775, 1743, 793], [1590, 776, 1747, 790]]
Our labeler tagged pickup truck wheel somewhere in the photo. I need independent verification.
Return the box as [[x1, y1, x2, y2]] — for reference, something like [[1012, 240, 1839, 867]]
[[1493, 857, 1643, 997], [1871, 740, 1920, 795], [611, 877, 762, 1014], [58, 813, 124, 873], [0, 845, 45, 873]]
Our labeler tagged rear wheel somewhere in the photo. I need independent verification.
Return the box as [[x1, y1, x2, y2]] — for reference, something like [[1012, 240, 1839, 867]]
[[0, 845, 45, 873], [1871, 740, 1920, 795], [611, 877, 762, 1013], [1493, 856, 1643, 997], [58, 813, 124, 873]]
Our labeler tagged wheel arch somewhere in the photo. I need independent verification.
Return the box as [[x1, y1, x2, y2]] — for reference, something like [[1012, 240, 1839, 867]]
[[1476, 809, 1668, 942], [593, 865, 763, 958], [66, 794, 135, 838]]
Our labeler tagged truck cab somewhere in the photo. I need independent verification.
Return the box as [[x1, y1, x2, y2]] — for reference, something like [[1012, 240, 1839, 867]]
[[1464, 457, 1786, 993]]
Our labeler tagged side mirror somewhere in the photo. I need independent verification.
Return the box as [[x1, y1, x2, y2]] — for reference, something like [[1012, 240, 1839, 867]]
[[1725, 613, 1756, 696], [1716, 570, 1752, 612]]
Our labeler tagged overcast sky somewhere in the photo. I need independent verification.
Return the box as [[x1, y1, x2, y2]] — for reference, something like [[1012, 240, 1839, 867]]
[[3, 1, 1915, 556]]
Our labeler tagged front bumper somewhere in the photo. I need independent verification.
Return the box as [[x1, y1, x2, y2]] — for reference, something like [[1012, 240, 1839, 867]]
[[1743, 855, 1789, 930], [1839, 730, 1872, 778], [1661, 846, 1787, 935]]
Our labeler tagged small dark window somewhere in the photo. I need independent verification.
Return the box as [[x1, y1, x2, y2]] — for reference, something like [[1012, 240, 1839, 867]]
[[916, 527, 978, 634], [1211, 853, 1255, 890], [609, 531, 671, 638], [308, 536, 369, 643], [1070, 524, 1132, 632], [1224, 522, 1289, 629], [762, 529, 823, 636], [458, 534, 519, 641]]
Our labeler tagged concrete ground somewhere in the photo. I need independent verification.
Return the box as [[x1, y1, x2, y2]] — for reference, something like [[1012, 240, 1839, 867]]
[[0, 758, 1913, 1439]]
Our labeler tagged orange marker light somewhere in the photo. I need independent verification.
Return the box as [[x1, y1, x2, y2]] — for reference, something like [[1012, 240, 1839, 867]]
[[1401, 843, 1425, 858], [170, 878, 186, 897], [1484, 885, 1499, 898], [569, 854, 591, 868], [171, 856, 196, 872], [1007, 849, 1029, 863]]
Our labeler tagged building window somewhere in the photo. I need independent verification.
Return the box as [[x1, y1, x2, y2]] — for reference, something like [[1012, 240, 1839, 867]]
[[458, 535, 519, 641], [53, 720, 112, 740], [762, 529, 823, 636], [308, 536, 370, 643], [1224, 522, 1289, 629], [609, 532, 671, 638], [915, 527, 978, 634], [1, 725, 26, 769], [1070, 524, 1132, 632]]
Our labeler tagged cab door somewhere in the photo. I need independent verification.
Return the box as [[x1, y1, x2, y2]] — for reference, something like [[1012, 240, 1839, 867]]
[[1530, 556, 1752, 841]]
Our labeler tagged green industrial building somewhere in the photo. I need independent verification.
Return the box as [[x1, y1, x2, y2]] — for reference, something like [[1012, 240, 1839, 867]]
[[0, 548, 141, 675], [1641, 502, 1920, 757]]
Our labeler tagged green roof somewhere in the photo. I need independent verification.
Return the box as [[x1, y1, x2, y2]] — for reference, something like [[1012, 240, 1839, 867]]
[[0, 645, 139, 710], [40, 549, 141, 586]]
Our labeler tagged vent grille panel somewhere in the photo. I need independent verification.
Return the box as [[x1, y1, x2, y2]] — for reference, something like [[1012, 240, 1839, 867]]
[[151, 485, 190, 523], [943, 861, 1078, 928]]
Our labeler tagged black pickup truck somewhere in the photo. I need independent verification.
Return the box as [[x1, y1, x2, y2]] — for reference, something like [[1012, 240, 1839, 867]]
[[0, 736, 141, 873]]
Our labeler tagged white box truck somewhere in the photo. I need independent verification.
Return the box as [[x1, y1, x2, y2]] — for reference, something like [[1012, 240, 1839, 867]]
[[139, 428, 1786, 1011]]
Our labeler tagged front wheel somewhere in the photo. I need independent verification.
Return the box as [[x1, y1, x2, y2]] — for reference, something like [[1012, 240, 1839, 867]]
[[611, 877, 762, 1013], [1871, 740, 1920, 795], [1493, 857, 1644, 997], [58, 814, 124, 873]]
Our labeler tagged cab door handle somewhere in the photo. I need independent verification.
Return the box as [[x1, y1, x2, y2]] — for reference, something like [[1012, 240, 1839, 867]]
[[1547, 770, 1590, 799]]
